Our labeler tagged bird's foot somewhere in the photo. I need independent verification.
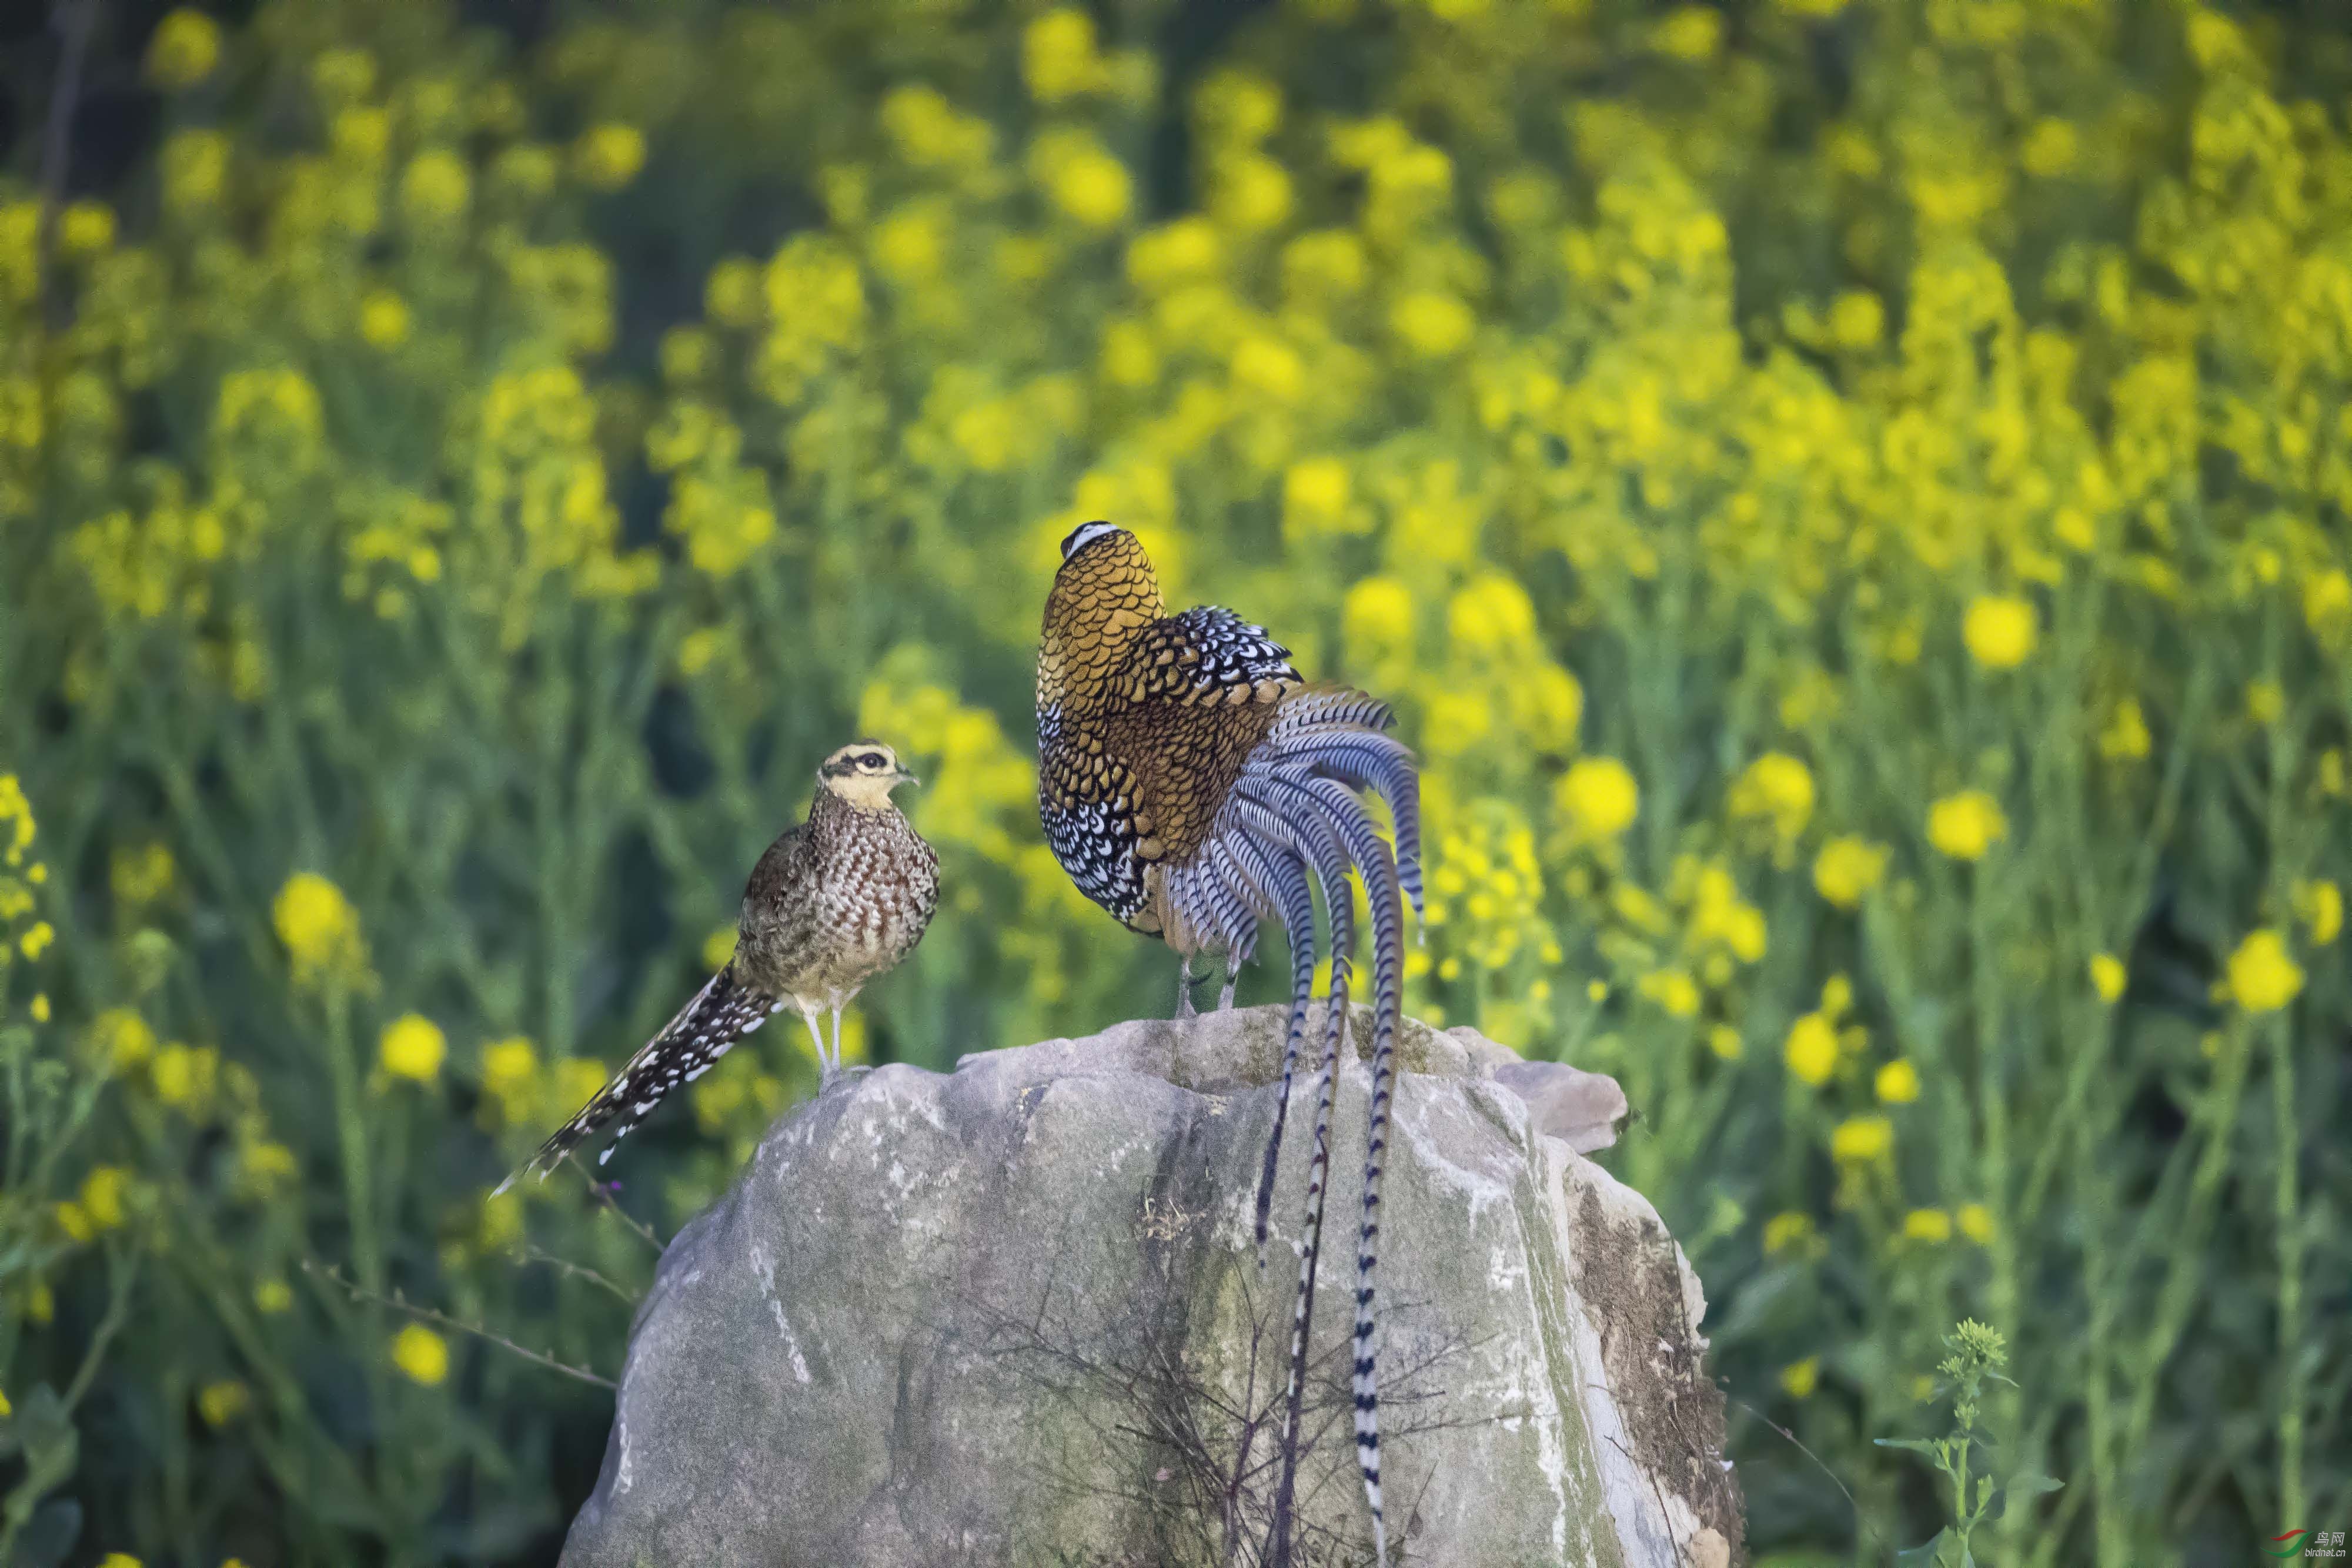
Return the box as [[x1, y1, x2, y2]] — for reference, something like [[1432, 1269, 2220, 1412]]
[[1174, 960, 1206, 1019], [1215, 975, 1239, 1011]]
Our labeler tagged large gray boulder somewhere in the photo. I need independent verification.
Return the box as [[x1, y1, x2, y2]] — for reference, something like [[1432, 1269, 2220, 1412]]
[[562, 1005, 1742, 1567]]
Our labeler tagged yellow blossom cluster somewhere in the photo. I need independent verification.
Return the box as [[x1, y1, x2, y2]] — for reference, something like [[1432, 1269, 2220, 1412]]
[[8, 2, 2350, 1558]]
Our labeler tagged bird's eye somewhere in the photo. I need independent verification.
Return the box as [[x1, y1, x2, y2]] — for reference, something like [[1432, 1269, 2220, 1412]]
[[858, 753, 885, 769]]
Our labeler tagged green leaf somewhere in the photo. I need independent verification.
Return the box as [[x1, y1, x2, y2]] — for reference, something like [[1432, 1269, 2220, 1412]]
[[2003, 1472, 2064, 1520], [1895, 1528, 1951, 1567], [1874, 1436, 1942, 1457], [10, 1497, 82, 1568]]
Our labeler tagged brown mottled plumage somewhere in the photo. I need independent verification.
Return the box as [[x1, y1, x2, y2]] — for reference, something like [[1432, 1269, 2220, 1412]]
[[1037, 521, 1423, 1567], [498, 743, 937, 1192]]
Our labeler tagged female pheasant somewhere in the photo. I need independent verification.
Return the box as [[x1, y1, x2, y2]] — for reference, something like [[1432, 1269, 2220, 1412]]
[[498, 742, 936, 1192], [1037, 521, 1422, 1564]]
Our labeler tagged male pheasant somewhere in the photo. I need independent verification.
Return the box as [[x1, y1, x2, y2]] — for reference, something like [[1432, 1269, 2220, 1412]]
[[1036, 521, 1422, 1564], [499, 742, 937, 1192]]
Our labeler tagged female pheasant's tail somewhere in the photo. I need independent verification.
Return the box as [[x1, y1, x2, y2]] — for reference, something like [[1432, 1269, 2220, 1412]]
[[493, 966, 782, 1195]]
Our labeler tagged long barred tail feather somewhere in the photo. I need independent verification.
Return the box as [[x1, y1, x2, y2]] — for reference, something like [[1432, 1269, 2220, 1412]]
[[1270, 938, 1351, 1568], [1246, 774, 1366, 1567], [1244, 842, 1318, 1265], [1346, 801, 1406, 1568], [493, 965, 782, 1195], [1258, 769, 1403, 1565], [1154, 688, 1418, 1566], [1229, 790, 1354, 1258], [1264, 689, 1422, 920]]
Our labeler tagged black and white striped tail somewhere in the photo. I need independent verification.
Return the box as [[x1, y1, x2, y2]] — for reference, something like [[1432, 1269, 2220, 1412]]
[[493, 965, 783, 1195], [1155, 686, 1417, 1566]]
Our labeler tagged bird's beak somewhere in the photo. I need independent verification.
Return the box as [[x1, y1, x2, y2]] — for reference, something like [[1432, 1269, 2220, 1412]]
[[895, 767, 920, 788]]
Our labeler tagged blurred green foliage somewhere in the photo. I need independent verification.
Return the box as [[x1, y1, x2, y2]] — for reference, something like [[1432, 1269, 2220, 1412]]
[[1, 0, 2348, 1563]]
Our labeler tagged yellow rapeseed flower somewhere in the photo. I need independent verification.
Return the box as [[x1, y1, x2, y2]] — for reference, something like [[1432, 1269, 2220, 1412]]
[[152, 1042, 219, 1111], [1283, 229, 1366, 299], [2090, 952, 2127, 1002], [1962, 594, 2037, 668], [1729, 752, 1815, 847], [2293, 880, 2343, 945], [380, 1014, 447, 1083], [253, 1279, 293, 1315], [1820, 974, 1852, 1018], [1023, 9, 1101, 102], [1784, 1012, 1838, 1085], [146, 9, 221, 89], [59, 202, 116, 258], [81, 1166, 129, 1229], [1779, 1356, 1819, 1399], [391, 1323, 449, 1386], [273, 872, 366, 988], [1875, 1059, 1921, 1104], [239, 1141, 298, 1195], [1282, 457, 1354, 536], [1231, 335, 1305, 403], [1210, 153, 1292, 232], [1828, 290, 1882, 348], [1446, 576, 1537, 654], [1656, 5, 1723, 61], [1830, 1115, 1893, 1163], [556, 1057, 608, 1110], [2099, 698, 2151, 760], [112, 842, 176, 907], [481, 1036, 537, 1095], [2021, 118, 2079, 178], [1032, 132, 1131, 229], [162, 129, 228, 210], [1390, 292, 1475, 359], [574, 124, 647, 190], [1342, 577, 1415, 667], [1957, 1203, 1995, 1243], [2305, 568, 2352, 646], [198, 1379, 250, 1426], [2246, 680, 2285, 726], [1903, 1208, 1953, 1243], [99, 1556, 143, 1568], [0, 1388, 9, 1417], [359, 291, 410, 348], [1639, 969, 1701, 1018], [1926, 791, 2006, 861], [400, 151, 472, 228], [2223, 930, 2303, 1014], [1762, 1211, 1816, 1256], [1556, 757, 1639, 842], [1812, 837, 1887, 909], [18, 921, 52, 958]]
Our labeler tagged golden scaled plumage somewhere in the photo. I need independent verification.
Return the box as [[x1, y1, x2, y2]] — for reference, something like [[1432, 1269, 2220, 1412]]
[[1037, 525, 1298, 937]]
